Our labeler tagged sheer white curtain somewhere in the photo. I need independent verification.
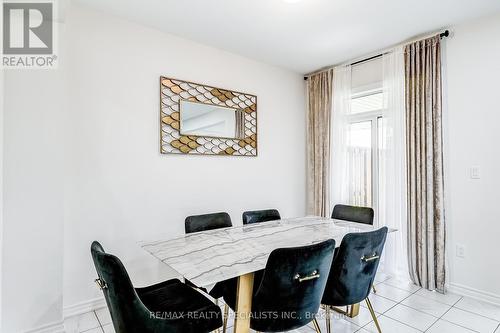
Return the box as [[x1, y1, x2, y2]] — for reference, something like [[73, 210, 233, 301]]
[[331, 49, 408, 278], [379, 46, 408, 278], [331, 65, 351, 206]]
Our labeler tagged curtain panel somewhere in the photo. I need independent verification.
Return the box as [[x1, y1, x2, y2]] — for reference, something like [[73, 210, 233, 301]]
[[379, 47, 409, 278], [306, 70, 334, 217], [330, 65, 351, 208], [404, 35, 446, 292]]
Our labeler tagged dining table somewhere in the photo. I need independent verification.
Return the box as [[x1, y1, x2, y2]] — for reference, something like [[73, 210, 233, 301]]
[[141, 216, 396, 333]]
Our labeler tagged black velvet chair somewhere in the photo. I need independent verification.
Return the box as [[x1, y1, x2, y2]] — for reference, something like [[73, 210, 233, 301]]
[[185, 212, 233, 233], [221, 239, 336, 333], [331, 204, 378, 294], [321, 227, 388, 333], [242, 209, 281, 225], [90, 241, 222, 333], [331, 204, 374, 225], [184, 212, 233, 306]]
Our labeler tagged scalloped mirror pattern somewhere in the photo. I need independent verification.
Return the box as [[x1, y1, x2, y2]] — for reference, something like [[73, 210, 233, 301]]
[[160, 77, 257, 156]]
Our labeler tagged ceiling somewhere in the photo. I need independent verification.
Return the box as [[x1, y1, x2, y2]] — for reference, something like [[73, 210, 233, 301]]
[[74, 0, 500, 74]]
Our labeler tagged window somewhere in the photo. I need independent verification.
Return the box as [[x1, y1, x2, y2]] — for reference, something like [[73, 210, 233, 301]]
[[345, 57, 384, 210], [346, 120, 373, 206], [351, 89, 383, 114], [332, 50, 408, 277]]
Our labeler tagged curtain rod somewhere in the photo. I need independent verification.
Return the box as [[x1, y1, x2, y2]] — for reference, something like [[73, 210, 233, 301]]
[[350, 54, 382, 66], [304, 29, 450, 80]]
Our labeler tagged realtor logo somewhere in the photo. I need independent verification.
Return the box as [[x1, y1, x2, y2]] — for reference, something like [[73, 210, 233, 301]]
[[2, 1, 57, 68]]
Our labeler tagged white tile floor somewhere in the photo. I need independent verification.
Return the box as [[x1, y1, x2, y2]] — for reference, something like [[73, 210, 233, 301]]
[[65, 275, 500, 333]]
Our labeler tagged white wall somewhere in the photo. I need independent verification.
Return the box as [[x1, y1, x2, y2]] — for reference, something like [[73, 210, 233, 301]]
[[62, 5, 306, 310], [0, 61, 4, 333], [444, 12, 500, 302], [2, 53, 67, 333], [1, 4, 305, 331]]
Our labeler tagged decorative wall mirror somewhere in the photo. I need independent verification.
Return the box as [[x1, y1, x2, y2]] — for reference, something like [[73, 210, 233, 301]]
[[160, 77, 257, 156]]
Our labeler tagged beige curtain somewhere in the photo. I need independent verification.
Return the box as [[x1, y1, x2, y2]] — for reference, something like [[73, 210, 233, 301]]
[[404, 35, 446, 292], [306, 70, 334, 217]]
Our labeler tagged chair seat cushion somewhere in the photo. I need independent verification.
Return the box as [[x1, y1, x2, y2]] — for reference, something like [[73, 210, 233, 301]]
[[136, 279, 222, 332]]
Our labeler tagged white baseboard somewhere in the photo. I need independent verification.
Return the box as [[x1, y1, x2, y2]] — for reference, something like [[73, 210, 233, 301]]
[[63, 297, 106, 319], [448, 282, 500, 306], [24, 320, 65, 333]]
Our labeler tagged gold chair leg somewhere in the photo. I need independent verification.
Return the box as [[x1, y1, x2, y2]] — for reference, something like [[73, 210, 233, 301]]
[[365, 297, 381, 333], [325, 305, 331, 333], [372, 284, 377, 293], [222, 303, 229, 333], [349, 303, 360, 317], [312, 317, 322, 333]]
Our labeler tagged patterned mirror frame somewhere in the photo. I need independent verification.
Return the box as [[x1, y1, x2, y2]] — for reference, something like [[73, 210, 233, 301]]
[[160, 77, 257, 156]]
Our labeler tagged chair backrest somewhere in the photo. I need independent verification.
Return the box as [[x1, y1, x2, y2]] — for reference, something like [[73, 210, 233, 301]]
[[91, 242, 149, 332], [331, 204, 374, 225], [322, 227, 388, 306], [251, 239, 335, 332], [242, 209, 281, 225], [185, 212, 232, 233]]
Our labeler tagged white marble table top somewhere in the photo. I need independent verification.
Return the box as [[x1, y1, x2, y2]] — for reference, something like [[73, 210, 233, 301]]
[[141, 216, 396, 287]]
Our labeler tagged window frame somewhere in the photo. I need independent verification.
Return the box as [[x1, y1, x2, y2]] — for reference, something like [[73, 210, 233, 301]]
[[346, 87, 384, 220]]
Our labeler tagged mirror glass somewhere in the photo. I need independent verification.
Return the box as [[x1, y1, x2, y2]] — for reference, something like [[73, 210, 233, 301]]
[[180, 100, 245, 139]]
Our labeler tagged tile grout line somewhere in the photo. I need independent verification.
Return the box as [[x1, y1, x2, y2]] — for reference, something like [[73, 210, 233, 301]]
[[354, 322, 365, 333], [93, 310, 105, 333], [390, 285, 432, 332], [439, 295, 500, 331], [375, 305, 428, 332], [337, 312, 364, 333], [422, 297, 460, 332], [325, 290, 495, 333], [324, 280, 500, 333], [378, 279, 422, 293], [368, 278, 422, 310], [394, 288, 470, 323], [76, 312, 104, 333], [389, 302, 440, 331], [422, 296, 483, 333], [396, 299, 446, 319], [315, 306, 363, 333], [453, 302, 500, 323], [363, 281, 468, 332], [438, 296, 488, 333], [437, 318, 481, 333], [359, 283, 425, 332], [408, 287, 500, 323]]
